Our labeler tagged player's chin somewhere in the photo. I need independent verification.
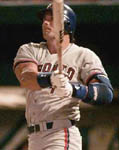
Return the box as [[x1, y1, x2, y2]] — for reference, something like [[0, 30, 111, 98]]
[[43, 33, 55, 41]]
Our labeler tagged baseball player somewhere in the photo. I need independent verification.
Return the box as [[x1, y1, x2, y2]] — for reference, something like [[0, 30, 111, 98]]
[[13, 3, 113, 150]]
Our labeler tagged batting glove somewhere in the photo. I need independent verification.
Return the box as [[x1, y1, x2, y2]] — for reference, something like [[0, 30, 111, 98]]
[[54, 81, 73, 98], [50, 70, 69, 87]]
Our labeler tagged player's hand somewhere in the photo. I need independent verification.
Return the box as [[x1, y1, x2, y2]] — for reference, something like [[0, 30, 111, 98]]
[[54, 81, 73, 98], [51, 70, 68, 87]]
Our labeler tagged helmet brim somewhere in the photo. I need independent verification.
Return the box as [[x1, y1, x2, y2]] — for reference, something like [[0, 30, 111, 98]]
[[37, 8, 52, 21]]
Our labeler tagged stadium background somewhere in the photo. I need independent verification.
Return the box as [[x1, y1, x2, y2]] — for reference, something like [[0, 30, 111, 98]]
[[0, 0, 119, 149]]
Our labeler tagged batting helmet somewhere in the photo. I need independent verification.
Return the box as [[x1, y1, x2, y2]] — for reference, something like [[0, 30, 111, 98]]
[[38, 3, 77, 42]]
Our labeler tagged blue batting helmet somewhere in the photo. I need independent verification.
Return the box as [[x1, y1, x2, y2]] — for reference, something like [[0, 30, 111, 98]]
[[38, 3, 77, 40]]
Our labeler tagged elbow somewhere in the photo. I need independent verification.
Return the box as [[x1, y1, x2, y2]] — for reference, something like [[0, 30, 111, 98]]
[[88, 83, 114, 105], [96, 86, 113, 105], [105, 88, 113, 104]]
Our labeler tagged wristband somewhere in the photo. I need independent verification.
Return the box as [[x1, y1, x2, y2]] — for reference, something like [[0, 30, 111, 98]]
[[72, 83, 88, 100], [37, 72, 52, 88], [72, 82, 113, 105]]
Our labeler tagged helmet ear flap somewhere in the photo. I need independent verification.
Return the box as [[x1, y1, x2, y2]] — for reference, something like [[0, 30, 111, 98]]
[[64, 21, 75, 43], [64, 20, 71, 34], [63, 4, 76, 42]]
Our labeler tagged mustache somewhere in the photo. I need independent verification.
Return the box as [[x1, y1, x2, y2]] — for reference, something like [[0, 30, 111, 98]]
[[43, 26, 52, 31]]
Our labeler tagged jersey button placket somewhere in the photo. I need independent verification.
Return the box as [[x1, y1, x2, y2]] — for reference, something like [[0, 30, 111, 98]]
[[39, 122, 44, 132], [31, 112, 35, 123], [42, 121, 47, 131]]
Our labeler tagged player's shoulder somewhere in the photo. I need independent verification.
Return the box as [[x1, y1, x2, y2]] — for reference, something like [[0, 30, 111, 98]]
[[19, 42, 47, 50], [73, 44, 92, 51], [71, 44, 101, 62], [72, 44, 96, 55]]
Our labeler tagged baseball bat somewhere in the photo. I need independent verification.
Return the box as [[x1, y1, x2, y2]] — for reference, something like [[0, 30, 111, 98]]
[[53, 0, 64, 73]]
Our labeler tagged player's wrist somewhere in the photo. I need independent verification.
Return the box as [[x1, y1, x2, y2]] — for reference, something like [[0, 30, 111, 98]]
[[37, 72, 52, 88], [71, 83, 88, 100], [50, 71, 69, 87], [54, 82, 73, 98]]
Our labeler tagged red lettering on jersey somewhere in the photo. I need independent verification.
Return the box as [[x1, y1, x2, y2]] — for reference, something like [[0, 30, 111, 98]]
[[63, 65, 67, 71], [52, 64, 58, 71], [38, 63, 75, 81], [38, 65, 43, 72], [42, 63, 52, 72], [67, 67, 75, 80]]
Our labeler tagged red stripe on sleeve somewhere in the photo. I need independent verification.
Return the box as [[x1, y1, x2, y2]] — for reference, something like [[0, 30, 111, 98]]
[[64, 128, 68, 150]]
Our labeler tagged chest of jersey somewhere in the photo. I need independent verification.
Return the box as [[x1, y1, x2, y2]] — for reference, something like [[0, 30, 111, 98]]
[[37, 47, 81, 82]]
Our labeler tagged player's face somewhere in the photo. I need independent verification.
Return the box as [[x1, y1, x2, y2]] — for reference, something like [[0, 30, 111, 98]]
[[42, 12, 55, 40]]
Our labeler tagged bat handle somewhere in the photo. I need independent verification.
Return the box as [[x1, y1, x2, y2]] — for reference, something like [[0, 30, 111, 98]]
[[51, 87, 55, 93], [50, 86, 56, 94], [58, 61, 62, 74]]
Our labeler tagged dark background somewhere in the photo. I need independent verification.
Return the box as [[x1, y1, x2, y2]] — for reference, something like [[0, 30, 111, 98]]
[[0, 4, 119, 150], [0, 5, 119, 87]]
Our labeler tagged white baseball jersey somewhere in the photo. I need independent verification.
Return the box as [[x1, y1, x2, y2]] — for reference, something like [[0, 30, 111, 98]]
[[14, 42, 107, 126]]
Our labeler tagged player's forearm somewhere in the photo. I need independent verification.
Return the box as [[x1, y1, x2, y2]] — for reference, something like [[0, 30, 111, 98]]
[[20, 71, 41, 90], [72, 74, 113, 105], [15, 69, 52, 90], [14, 62, 42, 90]]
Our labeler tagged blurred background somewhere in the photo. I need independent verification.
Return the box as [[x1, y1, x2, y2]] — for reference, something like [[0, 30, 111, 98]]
[[0, 0, 119, 150]]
